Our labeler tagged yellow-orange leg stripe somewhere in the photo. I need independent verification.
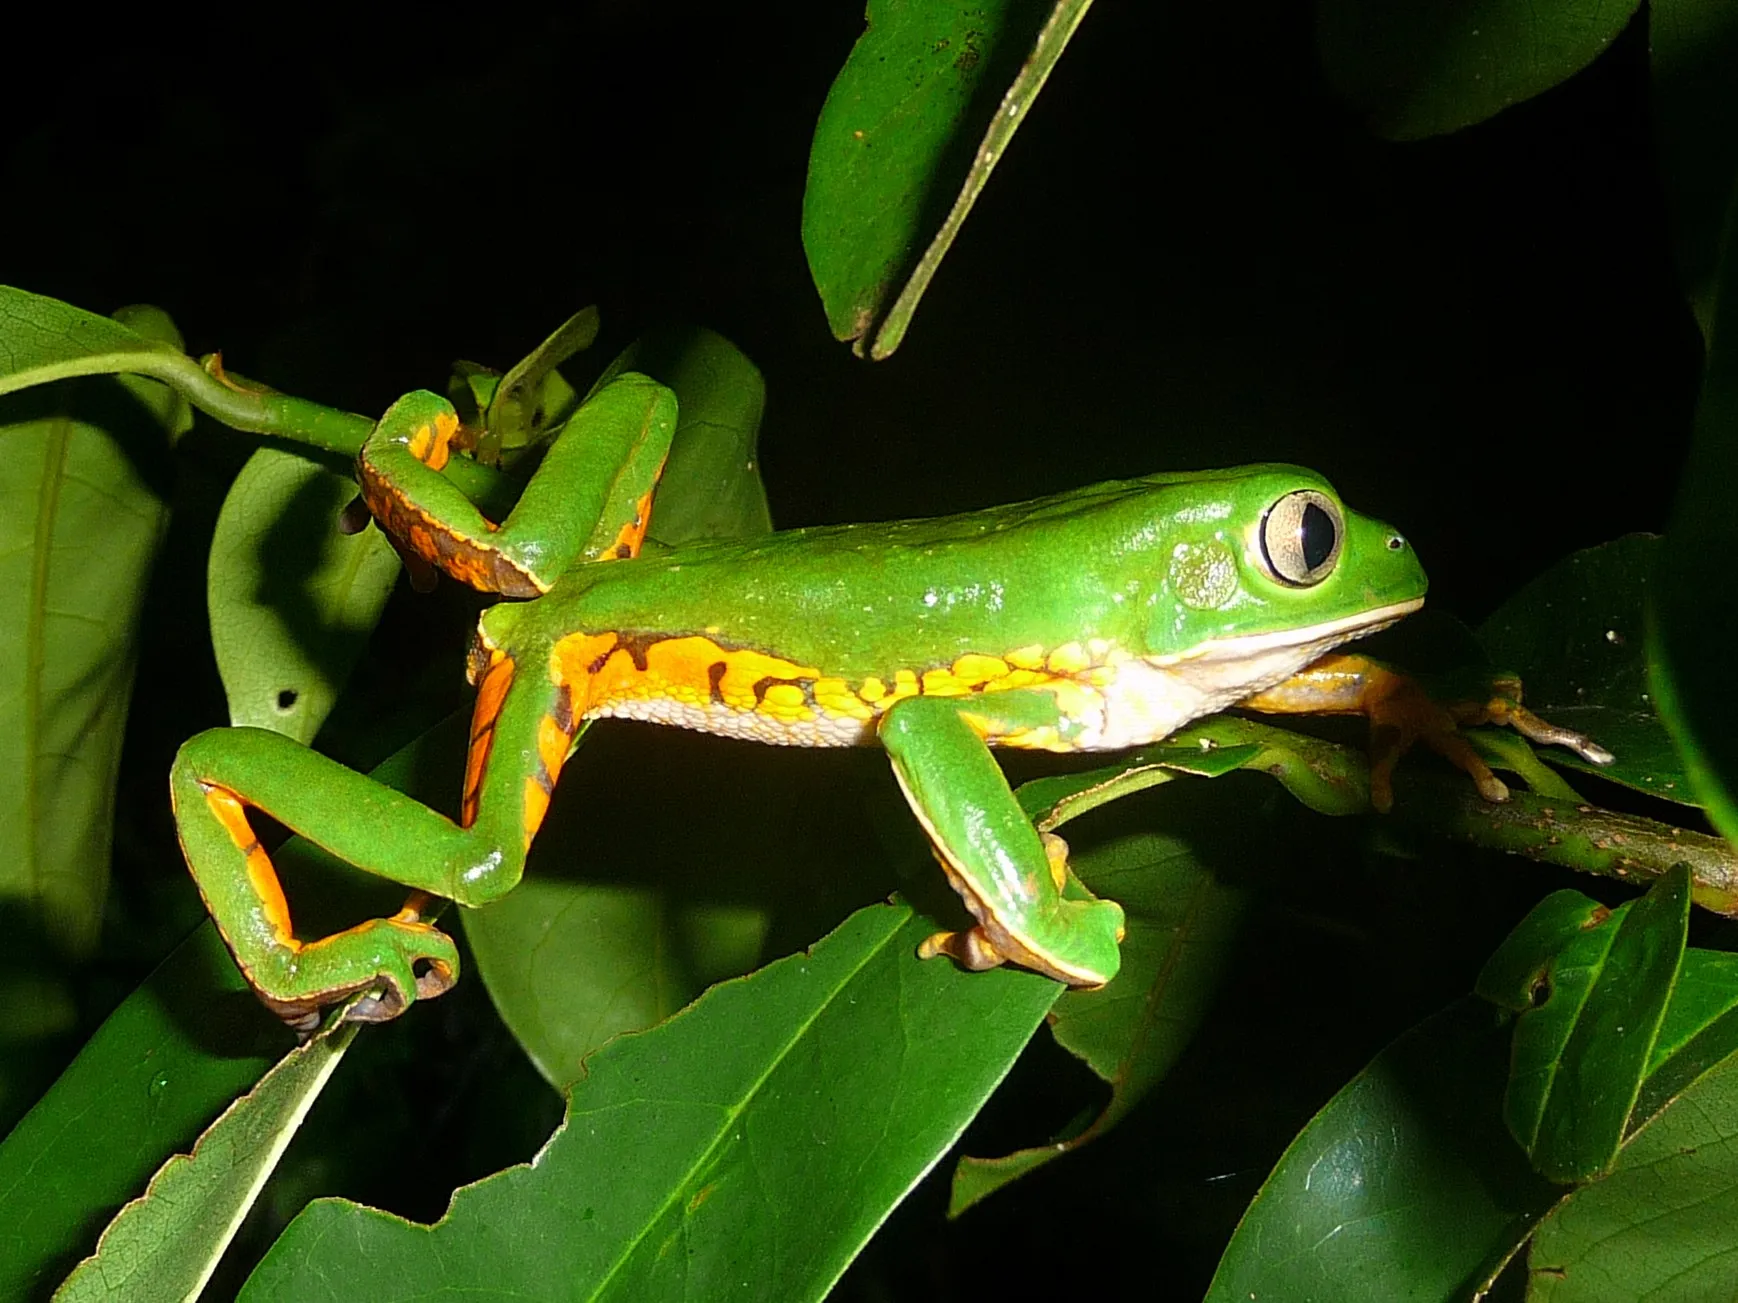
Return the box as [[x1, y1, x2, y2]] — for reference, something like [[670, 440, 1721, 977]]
[[606, 488, 658, 560], [522, 695, 577, 847], [537, 712, 571, 780], [202, 786, 296, 947], [522, 775, 552, 850], [463, 654, 517, 828]]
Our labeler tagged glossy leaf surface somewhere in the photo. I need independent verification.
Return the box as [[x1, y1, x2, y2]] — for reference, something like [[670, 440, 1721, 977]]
[[595, 325, 772, 546], [1208, 999, 1558, 1301], [0, 287, 180, 395], [1511, 867, 1688, 1182]]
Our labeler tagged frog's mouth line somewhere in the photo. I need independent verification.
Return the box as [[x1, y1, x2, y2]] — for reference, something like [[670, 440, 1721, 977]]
[[1147, 596, 1426, 667]]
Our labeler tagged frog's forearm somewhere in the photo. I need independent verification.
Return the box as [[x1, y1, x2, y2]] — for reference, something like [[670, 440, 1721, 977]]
[[881, 690, 1124, 987]]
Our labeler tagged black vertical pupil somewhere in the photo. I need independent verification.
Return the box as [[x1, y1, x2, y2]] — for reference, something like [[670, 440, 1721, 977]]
[[1300, 503, 1336, 572]]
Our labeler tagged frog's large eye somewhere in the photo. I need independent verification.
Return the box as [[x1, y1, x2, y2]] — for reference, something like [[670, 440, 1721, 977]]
[[1260, 490, 1343, 586]]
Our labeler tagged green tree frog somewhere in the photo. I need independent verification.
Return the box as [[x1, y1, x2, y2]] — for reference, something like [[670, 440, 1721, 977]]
[[171, 374, 1606, 1027]]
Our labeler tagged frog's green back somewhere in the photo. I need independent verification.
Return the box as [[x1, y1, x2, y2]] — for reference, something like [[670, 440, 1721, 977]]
[[502, 464, 1425, 682]]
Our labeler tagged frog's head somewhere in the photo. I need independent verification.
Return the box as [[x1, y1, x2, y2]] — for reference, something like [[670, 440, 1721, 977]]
[[1132, 464, 1426, 687]]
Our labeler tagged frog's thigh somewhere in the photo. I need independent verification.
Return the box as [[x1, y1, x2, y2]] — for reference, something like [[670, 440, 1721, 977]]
[[878, 692, 1124, 988]]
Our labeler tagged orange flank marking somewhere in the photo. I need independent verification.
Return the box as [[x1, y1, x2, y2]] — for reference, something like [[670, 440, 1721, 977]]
[[951, 654, 1011, 686], [546, 629, 1110, 742], [1046, 642, 1090, 674], [813, 677, 874, 722], [463, 654, 516, 828], [921, 668, 970, 697], [552, 632, 828, 718], [203, 786, 295, 946]]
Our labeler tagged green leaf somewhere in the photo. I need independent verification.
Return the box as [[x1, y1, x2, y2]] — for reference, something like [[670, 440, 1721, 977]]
[[1650, 0, 1738, 331], [1527, 1050, 1738, 1298], [0, 927, 290, 1300], [803, 0, 1081, 358], [0, 286, 182, 395], [0, 310, 181, 951], [1475, 889, 1610, 1012], [54, 1017, 358, 1302], [1650, 188, 1738, 842], [464, 876, 769, 1089], [241, 903, 1059, 1301], [597, 325, 773, 544], [1506, 867, 1689, 1182], [1479, 535, 1688, 801], [1633, 949, 1738, 1127], [1207, 999, 1559, 1301], [1316, 0, 1642, 141], [208, 447, 400, 744], [952, 799, 1248, 1213]]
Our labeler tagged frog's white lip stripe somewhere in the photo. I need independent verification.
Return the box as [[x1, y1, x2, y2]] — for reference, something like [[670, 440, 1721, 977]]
[[1147, 597, 1425, 666]]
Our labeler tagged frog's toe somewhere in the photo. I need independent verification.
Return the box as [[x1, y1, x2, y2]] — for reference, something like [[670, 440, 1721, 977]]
[[339, 920, 461, 1024], [919, 926, 1006, 973], [1499, 702, 1615, 765], [1421, 727, 1511, 803]]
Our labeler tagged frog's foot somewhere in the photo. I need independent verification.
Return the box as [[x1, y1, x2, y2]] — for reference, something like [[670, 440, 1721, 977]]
[[918, 834, 1124, 989], [1366, 684, 1509, 811], [1365, 670, 1615, 810], [255, 916, 461, 1032], [1459, 690, 1616, 767], [918, 925, 1009, 973]]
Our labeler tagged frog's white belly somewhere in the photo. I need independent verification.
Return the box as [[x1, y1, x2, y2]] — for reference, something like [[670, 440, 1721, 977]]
[[1068, 597, 1422, 750]]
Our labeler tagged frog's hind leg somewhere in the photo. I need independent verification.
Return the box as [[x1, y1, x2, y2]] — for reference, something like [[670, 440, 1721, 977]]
[[170, 728, 482, 1028], [355, 372, 677, 594], [878, 690, 1125, 988]]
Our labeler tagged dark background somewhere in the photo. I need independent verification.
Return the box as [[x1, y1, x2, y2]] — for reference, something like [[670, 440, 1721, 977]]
[[2, 3, 1700, 1297]]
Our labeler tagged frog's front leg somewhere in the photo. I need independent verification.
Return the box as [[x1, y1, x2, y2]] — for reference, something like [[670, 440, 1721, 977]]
[[879, 690, 1126, 987], [1239, 652, 1614, 810], [170, 652, 574, 1028]]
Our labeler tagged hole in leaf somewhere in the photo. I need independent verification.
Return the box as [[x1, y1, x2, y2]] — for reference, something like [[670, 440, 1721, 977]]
[[276, 689, 299, 712]]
